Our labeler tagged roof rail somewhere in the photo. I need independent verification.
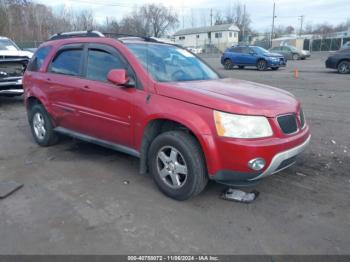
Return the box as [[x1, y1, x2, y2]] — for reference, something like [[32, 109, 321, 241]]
[[48, 30, 105, 41], [102, 32, 159, 43]]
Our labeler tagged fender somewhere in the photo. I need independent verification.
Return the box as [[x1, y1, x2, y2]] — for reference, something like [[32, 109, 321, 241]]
[[135, 95, 221, 175]]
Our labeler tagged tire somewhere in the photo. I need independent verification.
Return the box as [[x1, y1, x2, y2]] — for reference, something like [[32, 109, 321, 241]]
[[224, 59, 233, 70], [292, 54, 300, 60], [337, 61, 350, 74], [271, 67, 279, 71], [238, 66, 245, 69], [29, 104, 59, 146], [148, 131, 208, 201], [257, 59, 267, 71]]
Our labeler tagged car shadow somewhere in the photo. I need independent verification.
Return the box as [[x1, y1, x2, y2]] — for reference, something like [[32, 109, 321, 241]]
[[0, 95, 23, 106]]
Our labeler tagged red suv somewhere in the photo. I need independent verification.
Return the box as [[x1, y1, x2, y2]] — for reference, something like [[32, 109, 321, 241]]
[[23, 32, 311, 200]]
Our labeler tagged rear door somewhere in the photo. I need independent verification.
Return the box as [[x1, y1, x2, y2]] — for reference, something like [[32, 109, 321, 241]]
[[229, 47, 243, 64], [78, 43, 136, 147], [45, 44, 87, 131]]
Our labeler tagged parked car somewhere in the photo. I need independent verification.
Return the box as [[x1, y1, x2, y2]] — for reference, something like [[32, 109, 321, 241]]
[[221, 45, 287, 71], [23, 31, 310, 200], [0, 36, 32, 96], [186, 46, 203, 54], [325, 47, 350, 74], [270, 45, 311, 60], [340, 41, 350, 50]]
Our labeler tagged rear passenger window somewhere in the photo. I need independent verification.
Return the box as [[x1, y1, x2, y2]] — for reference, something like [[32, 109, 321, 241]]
[[86, 49, 125, 82], [231, 47, 242, 53], [49, 49, 82, 76], [27, 46, 52, 72]]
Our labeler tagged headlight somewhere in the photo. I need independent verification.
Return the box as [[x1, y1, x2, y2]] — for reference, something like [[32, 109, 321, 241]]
[[214, 111, 273, 138]]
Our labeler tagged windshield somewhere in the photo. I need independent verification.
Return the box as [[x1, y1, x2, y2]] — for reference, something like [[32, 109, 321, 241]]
[[126, 43, 219, 82], [251, 46, 269, 54], [0, 39, 20, 51]]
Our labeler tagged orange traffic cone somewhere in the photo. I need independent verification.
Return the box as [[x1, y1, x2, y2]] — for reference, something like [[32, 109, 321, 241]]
[[294, 68, 299, 79]]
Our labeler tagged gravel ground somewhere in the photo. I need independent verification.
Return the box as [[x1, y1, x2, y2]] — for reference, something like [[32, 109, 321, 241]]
[[0, 52, 349, 255]]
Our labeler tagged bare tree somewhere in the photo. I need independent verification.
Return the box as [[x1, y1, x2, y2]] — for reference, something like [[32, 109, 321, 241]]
[[140, 4, 178, 37], [225, 2, 252, 41], [214, 11, 225, 25]]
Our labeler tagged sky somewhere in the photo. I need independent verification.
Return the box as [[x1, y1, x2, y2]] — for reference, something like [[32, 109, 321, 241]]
[[34, 0, 350, 33]]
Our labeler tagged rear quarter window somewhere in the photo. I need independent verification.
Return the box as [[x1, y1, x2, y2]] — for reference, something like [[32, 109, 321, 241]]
[[27, 46, 52, 72]]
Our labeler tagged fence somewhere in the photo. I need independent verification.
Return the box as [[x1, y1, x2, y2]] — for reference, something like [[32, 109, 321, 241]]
[[16, 41, 42, 49]]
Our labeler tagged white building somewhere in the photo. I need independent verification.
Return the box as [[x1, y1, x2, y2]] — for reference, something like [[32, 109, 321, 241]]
[[174, 24, 240, 52]]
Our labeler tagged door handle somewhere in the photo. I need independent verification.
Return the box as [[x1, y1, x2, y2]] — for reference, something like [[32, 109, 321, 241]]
[[82, 85, 90, 90]]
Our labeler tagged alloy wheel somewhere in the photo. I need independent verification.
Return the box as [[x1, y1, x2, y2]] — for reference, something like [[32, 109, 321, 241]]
[[33, 112, 46, 140], [156, 146, 188, 189], [338, 62, 350, 74]]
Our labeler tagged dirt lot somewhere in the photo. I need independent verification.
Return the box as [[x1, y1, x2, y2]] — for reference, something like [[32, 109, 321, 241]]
[[0, 52, 349, 255]]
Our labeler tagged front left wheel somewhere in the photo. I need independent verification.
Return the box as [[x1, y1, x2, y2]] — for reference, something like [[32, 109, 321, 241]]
[[257, 60, 267, 71], [29, 104, 59, 146], [148, 131, 208, 201]]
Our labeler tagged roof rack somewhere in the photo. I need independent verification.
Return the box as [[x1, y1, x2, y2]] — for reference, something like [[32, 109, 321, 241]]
[[102, 32, 160, 43], [48, 30, 105, 41], [48, 30, 175, 46]]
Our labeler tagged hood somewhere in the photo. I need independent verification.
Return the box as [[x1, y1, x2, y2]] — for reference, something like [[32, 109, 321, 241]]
[[155, 78, 299, 118], [0, 50, 33, 59]]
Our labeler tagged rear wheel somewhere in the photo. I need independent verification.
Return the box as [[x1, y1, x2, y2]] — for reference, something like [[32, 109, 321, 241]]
[[337, 61, 350, 74], [29, 104, 59, 146], [148, 131, 208, 201], [257, 60, 267, 71], [224, 59, 233, 70]]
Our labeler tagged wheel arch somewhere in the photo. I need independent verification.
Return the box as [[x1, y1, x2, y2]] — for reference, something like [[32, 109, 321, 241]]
[[139, 117, 214, 175], [337, 59, 350, 67]]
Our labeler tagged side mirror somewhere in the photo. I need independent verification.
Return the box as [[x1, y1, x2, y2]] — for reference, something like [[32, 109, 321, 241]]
[[107, 69, 130, 86]]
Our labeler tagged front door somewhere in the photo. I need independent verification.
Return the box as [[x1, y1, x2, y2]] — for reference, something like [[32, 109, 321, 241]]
[[77, 44, 136, 148]]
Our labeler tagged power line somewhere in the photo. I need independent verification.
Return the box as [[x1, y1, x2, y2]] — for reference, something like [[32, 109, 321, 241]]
[[62, 0, 133, 7]]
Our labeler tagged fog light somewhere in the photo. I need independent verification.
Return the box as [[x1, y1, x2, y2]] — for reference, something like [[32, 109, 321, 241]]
[[248, 158, 266, 171]]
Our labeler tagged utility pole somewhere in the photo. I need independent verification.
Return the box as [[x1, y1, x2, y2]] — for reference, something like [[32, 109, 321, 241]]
[[299, 15, 304, 36], [242, 4, 246, 42], [271, 2, 276, 48], [210, 8, 213, 26], [182, 1, 185, 29]]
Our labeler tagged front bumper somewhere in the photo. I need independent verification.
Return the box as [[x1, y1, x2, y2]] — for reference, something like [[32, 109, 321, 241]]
[[268, 58, 286, 67], [209, 127, 310, 185], [325, 57, 337, 69], [0, 77, 23, 95], [249, 134, 310, 180]]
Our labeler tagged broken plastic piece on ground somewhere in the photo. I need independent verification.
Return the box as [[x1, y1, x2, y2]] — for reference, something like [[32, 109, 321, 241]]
[[123, 180, 130, 185], [221, 188, 259, 203], [0, 180, 23, 199]]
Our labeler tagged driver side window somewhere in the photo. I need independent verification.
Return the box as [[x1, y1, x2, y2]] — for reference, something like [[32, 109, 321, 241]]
[[86, 49, 125, 82]]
